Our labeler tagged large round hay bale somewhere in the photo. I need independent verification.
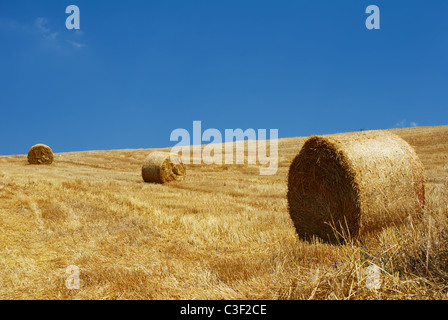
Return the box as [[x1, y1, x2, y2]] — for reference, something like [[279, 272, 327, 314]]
[[27, 144, 54, 165], [142, 151, 186, 184], [287, 130, 425, 244]]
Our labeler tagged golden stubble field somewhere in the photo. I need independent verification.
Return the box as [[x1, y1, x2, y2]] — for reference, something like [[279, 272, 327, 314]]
[[0, 125, 447, 300]]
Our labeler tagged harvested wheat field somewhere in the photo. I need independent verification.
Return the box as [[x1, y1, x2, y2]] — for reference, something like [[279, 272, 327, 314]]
[[0, 126, 447, 300]]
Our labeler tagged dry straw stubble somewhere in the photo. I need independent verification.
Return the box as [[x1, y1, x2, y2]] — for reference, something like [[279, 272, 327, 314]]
[[27, 144, 54, 165], [142, 151, 186, 184], [287, 130, 425, 244]]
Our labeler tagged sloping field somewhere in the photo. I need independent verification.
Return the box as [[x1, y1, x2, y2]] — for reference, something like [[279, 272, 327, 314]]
[[0, 126, 447, 299]]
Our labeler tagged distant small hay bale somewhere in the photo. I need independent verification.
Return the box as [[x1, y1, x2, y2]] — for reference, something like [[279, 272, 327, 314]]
[[287, 130, 425, 244], [142, 152, 186, 184], [27, 144, 54, 165]]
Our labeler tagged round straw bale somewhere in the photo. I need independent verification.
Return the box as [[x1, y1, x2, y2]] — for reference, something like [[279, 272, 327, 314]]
[[27, 144, 54, 165], [142, 151, 186, 184], [287, 130, 425, 244]]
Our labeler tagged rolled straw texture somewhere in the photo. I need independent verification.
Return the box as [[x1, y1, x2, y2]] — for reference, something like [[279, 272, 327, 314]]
[[27, 144, 54, 165], [287, 130, 425, 244], [142, 151, 186, 184]]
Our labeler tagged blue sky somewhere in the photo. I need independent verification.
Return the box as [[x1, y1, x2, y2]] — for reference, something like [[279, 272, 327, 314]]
[[1, 0, 447, 155]]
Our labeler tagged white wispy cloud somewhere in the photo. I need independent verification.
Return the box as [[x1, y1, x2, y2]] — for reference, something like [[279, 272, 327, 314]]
[[68, 40, 86, 48], [2, 16, 86, 49], [395, 119, 406, 128], [395, 119, 418, 128], [34, 17, 50, 33], [34, 17, 59, 40]]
